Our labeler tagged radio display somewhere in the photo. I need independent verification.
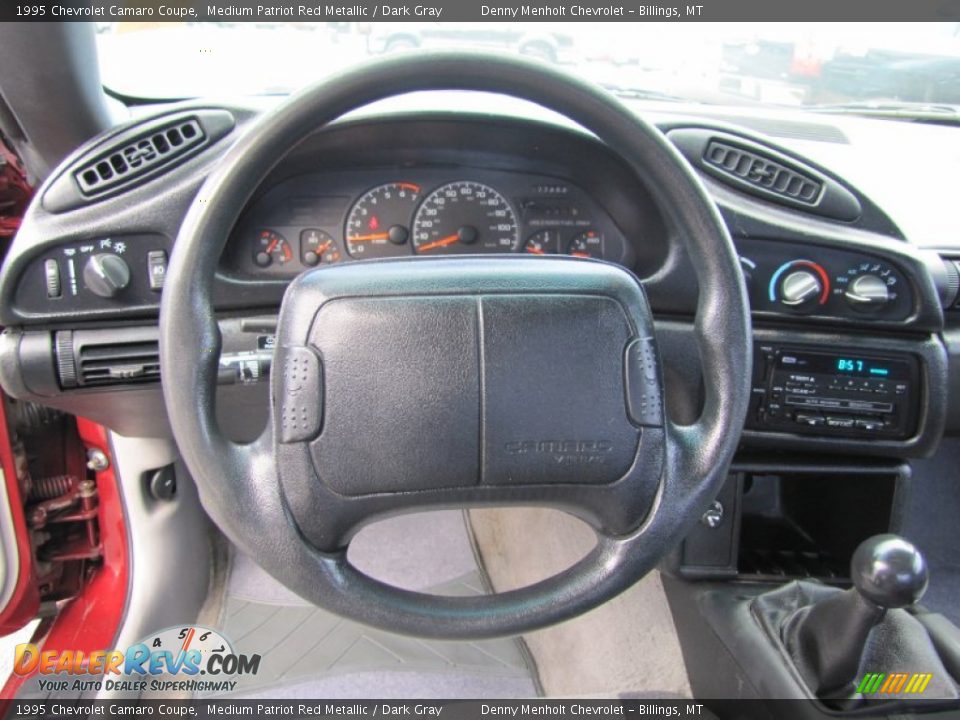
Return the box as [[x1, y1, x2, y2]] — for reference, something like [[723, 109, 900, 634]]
[[836, 358, 890, 376], [777, 351, 911, 380]]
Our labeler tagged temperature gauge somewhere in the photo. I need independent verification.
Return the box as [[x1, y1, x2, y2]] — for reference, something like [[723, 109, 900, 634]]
[[300, 229, 341, 266], [568, 230, 603, 259], [253, 230, 292, 268]]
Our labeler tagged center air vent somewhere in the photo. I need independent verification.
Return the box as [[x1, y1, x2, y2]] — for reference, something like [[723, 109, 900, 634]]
[[55, 327, 160, 389], [703, 140, 822, 205], [43, 109, 235, 213], [74, 118, 205, 196]]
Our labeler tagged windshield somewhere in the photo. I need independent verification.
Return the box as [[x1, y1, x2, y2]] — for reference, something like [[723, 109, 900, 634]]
[[97, 22, 960, 117]]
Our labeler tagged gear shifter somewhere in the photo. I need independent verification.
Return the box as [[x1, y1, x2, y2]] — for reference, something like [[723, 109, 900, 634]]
[[849, 534, 929, 608], [781, 534, 929, 695]]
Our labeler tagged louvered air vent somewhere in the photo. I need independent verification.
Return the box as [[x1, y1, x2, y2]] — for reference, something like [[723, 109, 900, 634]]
[[55, 328, 160, 389], [43, 109, 236, 213], [74, 118, 205, 196], [666, 128, 863, 222], [703, 140, 823, 205]]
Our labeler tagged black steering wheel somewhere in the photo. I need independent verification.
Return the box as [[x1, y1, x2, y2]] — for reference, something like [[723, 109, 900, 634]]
[[159, 53, 751, 640]]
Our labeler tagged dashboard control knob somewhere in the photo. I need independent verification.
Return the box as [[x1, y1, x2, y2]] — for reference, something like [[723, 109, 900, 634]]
[[83, 253, 130, 298], [780, 269, 822, 307], [845, 274, 890, 309]]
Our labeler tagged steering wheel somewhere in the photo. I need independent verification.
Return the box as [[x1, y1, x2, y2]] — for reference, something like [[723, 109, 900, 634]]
[[160, 53, 751, 640]]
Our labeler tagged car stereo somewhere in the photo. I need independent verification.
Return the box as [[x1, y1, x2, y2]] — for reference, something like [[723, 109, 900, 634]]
[[747, 344, 921, 439]]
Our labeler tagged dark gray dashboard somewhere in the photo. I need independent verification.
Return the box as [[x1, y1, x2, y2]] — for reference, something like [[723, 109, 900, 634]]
[[0, 103, 956, 455]]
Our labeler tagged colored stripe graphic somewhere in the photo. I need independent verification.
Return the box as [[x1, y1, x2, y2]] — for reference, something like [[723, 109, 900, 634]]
[[858, 672, 933, 694], [856, 673, 883, 694]]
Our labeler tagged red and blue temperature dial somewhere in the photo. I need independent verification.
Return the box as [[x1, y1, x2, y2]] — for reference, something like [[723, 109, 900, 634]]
[[769, 259, 831, 308]]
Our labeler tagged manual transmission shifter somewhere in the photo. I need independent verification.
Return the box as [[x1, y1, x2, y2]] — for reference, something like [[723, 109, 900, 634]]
[[849, 534, 929, 608], [781, 534, 929, 695]]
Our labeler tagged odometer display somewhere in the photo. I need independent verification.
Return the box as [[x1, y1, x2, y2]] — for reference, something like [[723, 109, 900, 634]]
[[412, 181, 519, 254]]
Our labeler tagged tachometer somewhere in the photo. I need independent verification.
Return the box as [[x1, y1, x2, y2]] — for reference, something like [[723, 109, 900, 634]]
[[412, 181, 519, 254], [345, 182, 421, 258]]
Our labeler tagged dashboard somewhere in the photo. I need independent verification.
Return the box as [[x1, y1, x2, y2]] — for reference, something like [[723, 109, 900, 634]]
[[0, 105, 956, 455]]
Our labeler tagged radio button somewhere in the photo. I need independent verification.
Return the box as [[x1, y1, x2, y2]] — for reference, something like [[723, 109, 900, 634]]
[[826, 415, 856, 429], [795, 412, 825, 427], [855, 419, 884, 432]]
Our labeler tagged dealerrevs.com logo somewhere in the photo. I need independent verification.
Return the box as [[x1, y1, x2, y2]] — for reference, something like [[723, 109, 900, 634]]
[[13, 625, 261, 694]]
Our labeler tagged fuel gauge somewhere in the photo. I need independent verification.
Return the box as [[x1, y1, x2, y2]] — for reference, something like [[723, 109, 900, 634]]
[[523, 230, 560, 255], [254, 230, 293, 268], [300, 229, 341, 266]]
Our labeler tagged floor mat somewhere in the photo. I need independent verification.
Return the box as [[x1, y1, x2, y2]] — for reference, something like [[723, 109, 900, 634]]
[[207, 511, 538, 699]]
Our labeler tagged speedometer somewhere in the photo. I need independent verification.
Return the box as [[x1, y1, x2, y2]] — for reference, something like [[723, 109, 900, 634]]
[[412, 181, 519, 254]]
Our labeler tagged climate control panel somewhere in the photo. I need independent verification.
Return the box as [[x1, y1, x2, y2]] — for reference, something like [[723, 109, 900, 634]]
[[738, 239, 912, 322]]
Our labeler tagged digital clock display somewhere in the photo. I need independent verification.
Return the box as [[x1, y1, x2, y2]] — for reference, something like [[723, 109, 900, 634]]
[[776, 350, 909, 381], [836, 358, 891, 377]]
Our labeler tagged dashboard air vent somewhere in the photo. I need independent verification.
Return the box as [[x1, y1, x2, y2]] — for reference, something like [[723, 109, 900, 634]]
[[703, 140, 822, 205], [43, 109, 236, 213], [74, 119, 205, 196], [666, 128, 862, 222], [55, 327, 160, 389]]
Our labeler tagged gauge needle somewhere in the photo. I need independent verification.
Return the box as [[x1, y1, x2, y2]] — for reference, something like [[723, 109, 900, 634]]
[[526, 247, 545, 255], [348, 232, 389, 242], [265, 239, 278, 253], [417, 234, 460, 253], [571, 252, 591, 258], [317, 241, 332, 254]]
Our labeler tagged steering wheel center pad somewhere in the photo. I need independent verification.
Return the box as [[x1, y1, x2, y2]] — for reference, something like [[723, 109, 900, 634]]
[[274, 256, 665, 550]]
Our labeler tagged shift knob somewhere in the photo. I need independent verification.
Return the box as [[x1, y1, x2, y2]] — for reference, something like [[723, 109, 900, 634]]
[[851, 534, 928, 609]]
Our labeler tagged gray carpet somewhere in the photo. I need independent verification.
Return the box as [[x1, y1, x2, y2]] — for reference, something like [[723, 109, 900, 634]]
[[211, 511, 538, 699]]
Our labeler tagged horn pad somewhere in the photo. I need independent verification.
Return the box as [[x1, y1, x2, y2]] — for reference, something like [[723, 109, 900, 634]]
[[308, 293, 640, 496]]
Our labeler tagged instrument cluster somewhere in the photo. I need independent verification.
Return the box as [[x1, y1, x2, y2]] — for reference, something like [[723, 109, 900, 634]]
[[226, 169, 631, 277]]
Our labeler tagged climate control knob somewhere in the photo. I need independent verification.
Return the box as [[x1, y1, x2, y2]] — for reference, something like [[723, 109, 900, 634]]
[[845, 274, 890, 309], [83, 253, 130, 298], [780, 269, 823, 307]]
